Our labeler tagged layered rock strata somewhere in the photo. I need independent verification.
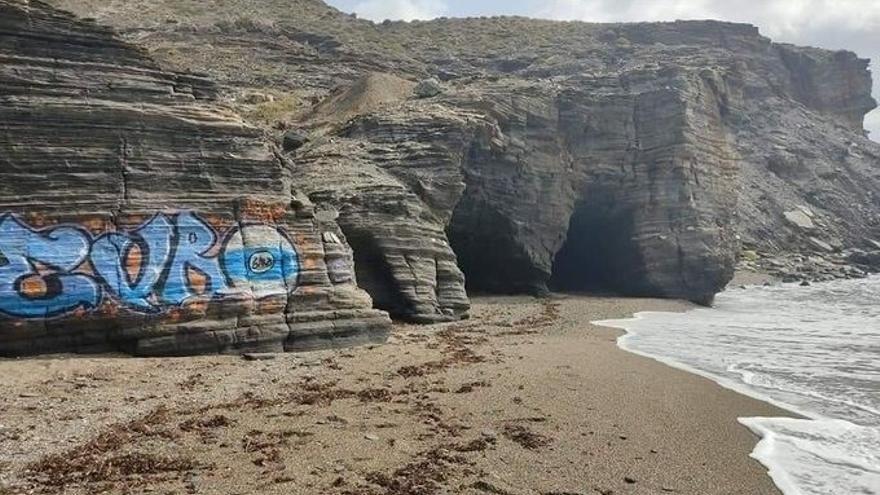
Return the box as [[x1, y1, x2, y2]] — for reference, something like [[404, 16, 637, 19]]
[[295, 109, 476, 321], [298, 72, 739, 308], [285, 20, 878, 311], [24, 1, 880, 318], [0, 0, 390, 356]]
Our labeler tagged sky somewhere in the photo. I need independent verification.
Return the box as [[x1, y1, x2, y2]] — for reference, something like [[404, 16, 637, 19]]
[[326, 0, 880, 140]]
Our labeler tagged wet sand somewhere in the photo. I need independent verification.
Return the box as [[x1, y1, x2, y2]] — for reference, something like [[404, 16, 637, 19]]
[[0, 295, 791, 494]]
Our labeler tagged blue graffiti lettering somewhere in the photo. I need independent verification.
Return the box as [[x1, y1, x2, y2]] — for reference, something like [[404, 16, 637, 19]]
[[0, 212, 301, 320], [0, 215, 101, 318], [160, 212, 229, 305], [91, 214, 174, 312]]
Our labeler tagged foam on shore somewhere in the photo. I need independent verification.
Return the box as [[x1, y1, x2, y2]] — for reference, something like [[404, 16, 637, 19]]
[[595, 276, 880, 495]]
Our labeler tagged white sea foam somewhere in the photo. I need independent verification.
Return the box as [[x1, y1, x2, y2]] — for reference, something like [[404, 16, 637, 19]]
[[595, 276, 880, 495]]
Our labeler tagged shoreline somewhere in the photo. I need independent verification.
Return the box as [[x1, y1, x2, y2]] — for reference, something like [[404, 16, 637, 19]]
[[1, 295, 789, 494], [601, 311, 809, 421], [599, 278, 880, 495]]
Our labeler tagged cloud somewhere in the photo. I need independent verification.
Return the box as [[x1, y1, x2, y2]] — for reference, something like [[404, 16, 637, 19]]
[[350, 0, 447, 21], [867, 111, 880, 140], [536, 0, 880, 140]]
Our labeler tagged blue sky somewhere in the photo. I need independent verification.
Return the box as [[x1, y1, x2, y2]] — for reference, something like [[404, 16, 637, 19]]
[[326, 0, 880, 139]]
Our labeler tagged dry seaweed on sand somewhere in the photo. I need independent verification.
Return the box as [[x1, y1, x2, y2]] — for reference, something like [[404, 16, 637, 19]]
[[24, 407, 200, 489], [501, 424, 552, 450]]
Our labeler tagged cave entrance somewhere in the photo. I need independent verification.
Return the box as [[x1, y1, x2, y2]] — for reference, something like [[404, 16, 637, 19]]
[[344, 230, 410, 318], [549, 199, 639, 295], [448, 202, 546, 295]]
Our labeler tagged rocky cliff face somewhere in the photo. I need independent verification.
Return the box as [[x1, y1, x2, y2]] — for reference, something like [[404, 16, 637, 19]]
[[0, 0, 390, 356], [447, 73, 740, 303], [328, 73, 741, 305], [19, 1, 880, 323], [282, 22, 877, 312]]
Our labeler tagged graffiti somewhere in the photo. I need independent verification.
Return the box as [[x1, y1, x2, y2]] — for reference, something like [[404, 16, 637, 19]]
[[90, 214, 173, 312], [0, 216, 101, 318], [0, 212, 300, 319], [222, 224, 299, 299], [162, 212, 232, 306]]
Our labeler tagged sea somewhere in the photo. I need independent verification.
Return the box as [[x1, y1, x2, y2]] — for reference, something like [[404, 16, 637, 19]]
[[595, 276, 880, 495]]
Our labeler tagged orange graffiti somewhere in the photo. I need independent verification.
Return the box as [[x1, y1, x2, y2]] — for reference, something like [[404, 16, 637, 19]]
[[19, 276, 47, 298], [186, 266, 208, 295]]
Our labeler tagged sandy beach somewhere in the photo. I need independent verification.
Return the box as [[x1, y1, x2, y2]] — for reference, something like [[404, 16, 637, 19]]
[[0, 295, 792, 495]]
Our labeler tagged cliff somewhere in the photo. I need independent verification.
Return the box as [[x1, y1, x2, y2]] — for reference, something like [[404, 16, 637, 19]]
[[7, 0, 880, 331], [0, 0, 390, 356]]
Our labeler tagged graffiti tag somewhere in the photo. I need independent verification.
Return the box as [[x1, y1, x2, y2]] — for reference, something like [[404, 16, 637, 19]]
[[0, 212, 300, 319]]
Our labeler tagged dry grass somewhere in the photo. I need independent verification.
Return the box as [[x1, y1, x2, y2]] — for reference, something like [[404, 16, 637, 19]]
[[241, 93, 304, 127], [44, 0, 621, 99]]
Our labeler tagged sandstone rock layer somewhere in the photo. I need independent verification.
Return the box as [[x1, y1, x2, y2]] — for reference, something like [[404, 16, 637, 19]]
[[0, 0, 390, 356]]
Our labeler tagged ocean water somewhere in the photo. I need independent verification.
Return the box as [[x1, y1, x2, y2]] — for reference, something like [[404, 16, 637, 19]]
[[595, 276, 880, 495]]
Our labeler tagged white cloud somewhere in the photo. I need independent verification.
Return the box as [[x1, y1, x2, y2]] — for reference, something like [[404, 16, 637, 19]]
[[866, 109, 880, 140], [538, 0, 714, 23], [351, 0, 447, 21]]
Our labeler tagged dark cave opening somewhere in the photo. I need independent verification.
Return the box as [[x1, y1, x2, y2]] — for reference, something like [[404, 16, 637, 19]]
[[344, 231, 411, 318], [549, 201, 640, 296], [448, 200, 548, 295]]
